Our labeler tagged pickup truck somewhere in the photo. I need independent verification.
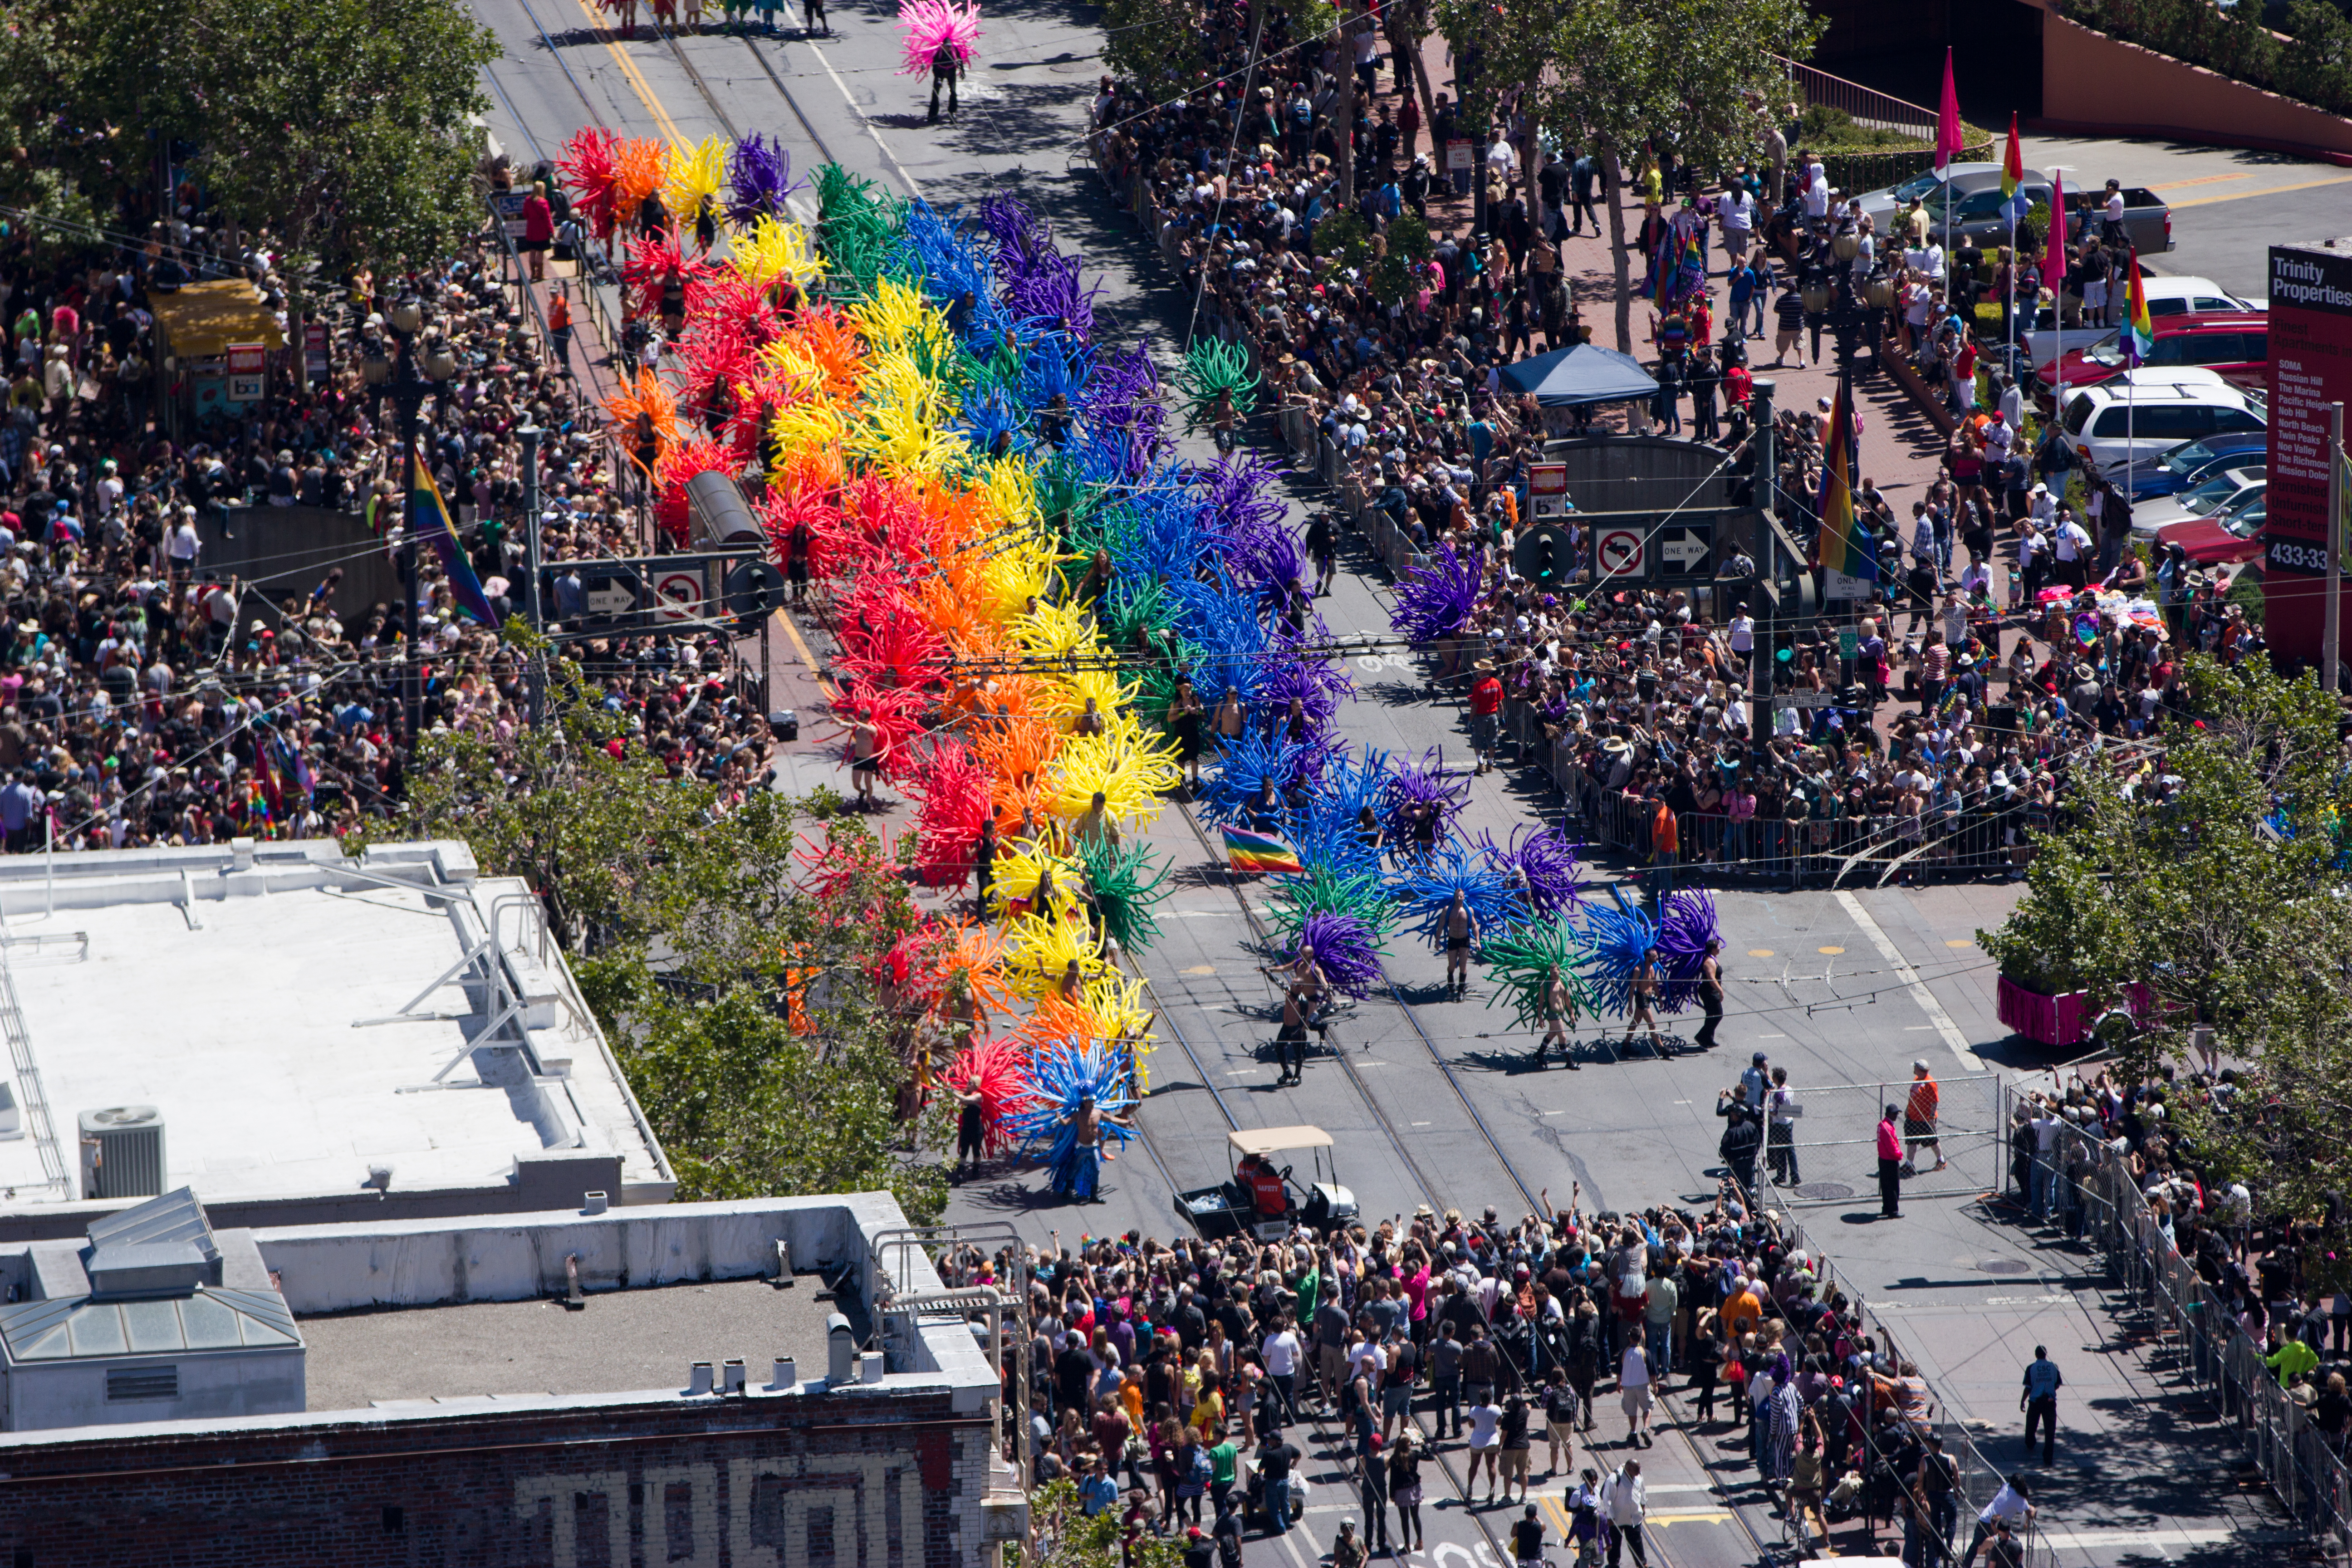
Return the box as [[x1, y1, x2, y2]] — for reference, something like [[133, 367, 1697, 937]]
[[2063, 186, 2173, 255], [2021, 274, 2254, 371]]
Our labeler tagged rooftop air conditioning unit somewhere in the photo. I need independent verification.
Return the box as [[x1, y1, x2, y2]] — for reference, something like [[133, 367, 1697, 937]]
[[79, 1106, 166, 1200]]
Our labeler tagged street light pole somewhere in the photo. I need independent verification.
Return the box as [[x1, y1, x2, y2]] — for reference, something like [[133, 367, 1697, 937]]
[[519, 423, 548, 730], [368, 296, 456, 748]]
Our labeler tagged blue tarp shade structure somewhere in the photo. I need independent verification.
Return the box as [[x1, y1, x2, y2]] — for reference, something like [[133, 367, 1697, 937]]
[[1498, 343, 1660, 407]]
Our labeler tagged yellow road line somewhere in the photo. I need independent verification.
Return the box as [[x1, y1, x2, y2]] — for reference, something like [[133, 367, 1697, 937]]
[[771, 605, 835, 698], [2172, 172, 2352, 209], [2149, 172, 2249, 191], [568, 0, 691, 150]]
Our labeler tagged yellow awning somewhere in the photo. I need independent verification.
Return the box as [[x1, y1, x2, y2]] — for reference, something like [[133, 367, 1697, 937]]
[[150, 279, 286, 361]]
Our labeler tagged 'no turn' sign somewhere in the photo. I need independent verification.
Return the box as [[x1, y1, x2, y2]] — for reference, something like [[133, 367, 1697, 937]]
[[1594, 527, 1645, 578], [654, 568, 707, 625]]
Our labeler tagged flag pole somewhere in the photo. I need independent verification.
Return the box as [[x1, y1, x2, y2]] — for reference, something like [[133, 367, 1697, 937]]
[[2006, 212, 2017, 381], [2329, 400, 2344, 692]]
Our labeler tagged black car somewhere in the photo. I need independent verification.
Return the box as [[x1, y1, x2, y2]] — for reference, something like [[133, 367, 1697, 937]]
[[2123, 433, 2268, 502]]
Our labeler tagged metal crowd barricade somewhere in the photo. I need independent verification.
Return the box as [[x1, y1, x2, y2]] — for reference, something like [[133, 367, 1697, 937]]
[[1749, 1174, 2058, 1568], [2022, 1120, 2352, 1560]]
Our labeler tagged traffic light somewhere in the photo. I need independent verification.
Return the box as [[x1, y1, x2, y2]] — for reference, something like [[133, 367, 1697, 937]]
[[725, 559, 787, 634], [1511, 521, 1574, 587]]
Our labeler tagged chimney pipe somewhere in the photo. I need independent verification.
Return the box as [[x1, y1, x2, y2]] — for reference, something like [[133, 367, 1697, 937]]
[[827, 1312, 854, 1384]]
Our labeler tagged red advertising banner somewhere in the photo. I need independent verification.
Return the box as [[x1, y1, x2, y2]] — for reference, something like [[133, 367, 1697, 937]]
[[2264, 243, 2352, 665]]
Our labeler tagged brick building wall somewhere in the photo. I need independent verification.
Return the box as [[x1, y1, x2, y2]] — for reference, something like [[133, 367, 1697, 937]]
[[0, 1387, 994, 1568]]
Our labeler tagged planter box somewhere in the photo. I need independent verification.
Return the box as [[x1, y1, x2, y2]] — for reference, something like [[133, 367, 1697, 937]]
[[1996, 974, 2154, 1048]]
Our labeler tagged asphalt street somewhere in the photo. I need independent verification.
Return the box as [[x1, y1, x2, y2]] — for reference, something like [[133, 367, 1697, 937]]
[[470, 8, 2294, 1559]]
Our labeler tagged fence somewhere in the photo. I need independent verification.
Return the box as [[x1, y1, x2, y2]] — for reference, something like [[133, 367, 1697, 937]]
[[481, 194, 652, 535], [1548, 749, 2043, 890], [1752, 1163, 2056, 1567], [1761, 1073, 2004, 1208], [2009, 1111, 2352, 1560]]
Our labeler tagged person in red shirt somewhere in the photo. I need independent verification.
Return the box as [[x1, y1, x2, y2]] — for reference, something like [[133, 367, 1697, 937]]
[[1468, 661, 1505, 774]]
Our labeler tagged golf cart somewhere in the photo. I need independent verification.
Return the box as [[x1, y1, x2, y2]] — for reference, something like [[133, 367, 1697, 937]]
[[1174, 1126, 1358, 1240]]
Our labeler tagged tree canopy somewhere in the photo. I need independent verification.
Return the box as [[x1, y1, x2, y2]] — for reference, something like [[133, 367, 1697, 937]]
[[396, 647, 949, 1224], [0, 0, 498, 272], [1980, 656, 2352, 1253], [1431, 0, 1820, 348]]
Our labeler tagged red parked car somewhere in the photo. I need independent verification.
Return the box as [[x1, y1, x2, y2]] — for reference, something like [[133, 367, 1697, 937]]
[[2156, 482, 2266, 567], [2043, 312, 2269, 397]]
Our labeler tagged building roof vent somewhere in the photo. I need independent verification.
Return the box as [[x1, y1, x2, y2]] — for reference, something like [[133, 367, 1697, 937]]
[[84, 1186, 219, 1298]]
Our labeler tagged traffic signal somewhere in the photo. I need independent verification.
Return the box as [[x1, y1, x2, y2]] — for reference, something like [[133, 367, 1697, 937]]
[[725, 559, 787, 634], [1511, 521, 1574, 587]]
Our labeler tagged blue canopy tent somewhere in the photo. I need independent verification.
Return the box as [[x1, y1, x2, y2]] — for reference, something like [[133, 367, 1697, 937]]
[[1498, 343, 1659, 407]]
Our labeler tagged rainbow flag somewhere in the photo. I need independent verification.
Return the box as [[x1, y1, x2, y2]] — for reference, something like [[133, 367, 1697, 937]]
[[2001, 113, 2023, 200], [1223, 826, 1303, 876], [411, 453, 499, 627], [1816, 368, 1873, 600], [2123, 248, 2153, 368]]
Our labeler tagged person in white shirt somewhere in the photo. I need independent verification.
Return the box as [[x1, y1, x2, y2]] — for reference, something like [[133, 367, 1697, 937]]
[[1802, 163, 1829, 222], [2054, 513, 2092, 588], [1729, 610, 1755, 658], [1618, 1342, 1654, 1446], [2028, 482, 2058, 531], [1466, 1392, 1505, 1495], [1719, 186, 1756, 262], [1600, 1460, 1649, 1567], [2101, 179, 2127, 244], [1262, 1323, 1303, 1421], [1960, 1475, 2035, 1568]]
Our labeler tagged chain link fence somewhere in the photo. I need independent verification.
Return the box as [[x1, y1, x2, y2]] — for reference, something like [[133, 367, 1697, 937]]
[[2004, 1103, 2352, 1562], [1756, 1073, 2005, 1209]]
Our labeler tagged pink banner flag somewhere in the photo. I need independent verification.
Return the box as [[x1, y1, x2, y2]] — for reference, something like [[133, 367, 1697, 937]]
[[2041, 168, 2067, 292], [1935, 48, 1964, 173]]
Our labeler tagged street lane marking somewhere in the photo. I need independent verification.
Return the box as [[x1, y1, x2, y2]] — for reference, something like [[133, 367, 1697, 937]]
[[2149, 172, 2249, 190], [567, 0, 691, 150], [799, 40, 925, 196], [1835, 890, 1976, 1070], [2173, 172, 2352, 208], [769, 606, 834, 697]]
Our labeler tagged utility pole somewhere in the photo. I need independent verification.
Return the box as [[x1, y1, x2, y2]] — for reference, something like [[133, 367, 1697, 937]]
[[2329, 401, 2344, 693], [520, 423, 549, 729], [1751, 377, 1777, 740]]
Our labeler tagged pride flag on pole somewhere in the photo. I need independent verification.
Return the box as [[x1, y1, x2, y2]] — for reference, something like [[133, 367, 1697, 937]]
[[2122, 248, 2154, 368], [412, 454, 500, 627], [1816, 368, 1873, 601], [1223, 826, 1303, 876], [2000, 113, 2031, 227]]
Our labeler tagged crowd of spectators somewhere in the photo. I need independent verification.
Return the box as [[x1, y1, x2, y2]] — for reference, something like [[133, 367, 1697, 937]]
[[0, 190, 772, 853], [940, 1184, 2034, 1565], [1089, 24, 2265, 891], [2017, 1068, 2352, 1457]]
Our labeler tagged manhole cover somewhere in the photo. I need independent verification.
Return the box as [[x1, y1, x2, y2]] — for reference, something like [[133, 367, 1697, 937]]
[[1980, 1259, 2032, 1275], [1795, 1182, 1856, 1200]]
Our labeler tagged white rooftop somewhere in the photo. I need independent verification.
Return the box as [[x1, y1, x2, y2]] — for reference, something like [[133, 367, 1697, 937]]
[[0, 841, 671, 1214]]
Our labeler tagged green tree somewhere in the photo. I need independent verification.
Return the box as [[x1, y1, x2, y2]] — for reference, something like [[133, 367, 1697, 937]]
[[1102, 0, 1208, 103], [397, 652, 947, 1222], [1980, 656, 2352, 1278], [1030, 1480, 1185, 1568], [1433, 0, 1820, 351], [0, 0, 497, 276]]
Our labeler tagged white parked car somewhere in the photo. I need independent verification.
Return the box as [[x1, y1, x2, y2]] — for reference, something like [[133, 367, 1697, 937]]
[[2128, 464, 2266, 539], [2059, 368, 2266, 475], [2024, 275, 2257, 372]]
